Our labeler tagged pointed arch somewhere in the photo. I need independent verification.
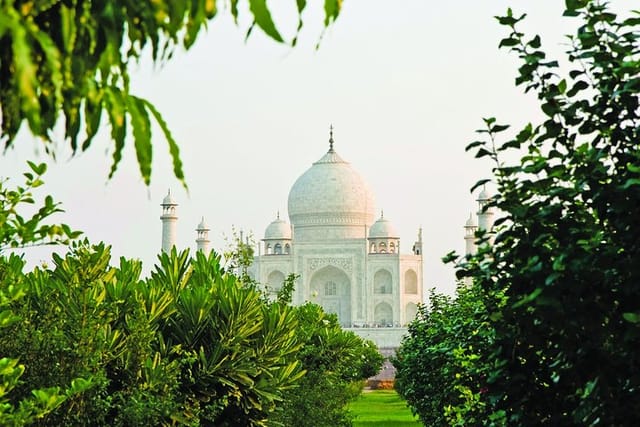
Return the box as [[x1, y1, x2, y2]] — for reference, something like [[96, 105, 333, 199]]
[[267, 270, 285, 296], [374, 302, 393, 326], [405, 269, 418, 294], [374, 269, 392, 294], [309, 265, 351, 326]]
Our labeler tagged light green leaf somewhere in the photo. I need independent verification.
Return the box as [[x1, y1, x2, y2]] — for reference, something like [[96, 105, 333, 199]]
[[60, 4, 77, 54], [324, 0, 342, 26]]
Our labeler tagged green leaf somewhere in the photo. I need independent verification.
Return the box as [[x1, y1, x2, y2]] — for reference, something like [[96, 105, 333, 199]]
[[512, 287, 543, 308], [249, 0, 284, 43], [470, 179, 491, 193], [105, 87, 127, 179], [9, 12, 41, 133], [60, 5, 77, 54], [230, 0, 239, 23], [141, 98, 187, 188], [127, 95, 153, 185], [324, 0, 342, 27], [491, 124, 510, 133], [292, 0, 308, 46], [528, 35, 541, 48], [27, 161, 47, 176], [499, 37, 519, 48], [475, 148, 494, 158], [622, 178, 640, 189], [465, 140, 486, 152], [622, 313, 640, 323]]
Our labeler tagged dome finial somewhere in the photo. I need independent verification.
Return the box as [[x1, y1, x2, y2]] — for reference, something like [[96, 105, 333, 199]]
[[329, 124, 334, 152], [380, 209, 384, 219], [277, 210, 280, 220]]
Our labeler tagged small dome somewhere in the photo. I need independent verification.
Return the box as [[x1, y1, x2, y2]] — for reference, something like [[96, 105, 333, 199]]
[[162, 190, 177, 205], [478, 187, 491, 201], [369, 214, 399, 238], [197, 217, 210, 230], [465, 213, 477, 227], [264, 216, 292, 240]]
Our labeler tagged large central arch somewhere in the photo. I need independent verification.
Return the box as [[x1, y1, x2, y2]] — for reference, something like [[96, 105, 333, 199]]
[[309, 265, 351, 326]]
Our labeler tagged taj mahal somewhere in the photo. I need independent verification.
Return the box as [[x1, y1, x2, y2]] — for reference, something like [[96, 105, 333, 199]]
[[159, 128, 493, 347], [247, 129, 424, 332]]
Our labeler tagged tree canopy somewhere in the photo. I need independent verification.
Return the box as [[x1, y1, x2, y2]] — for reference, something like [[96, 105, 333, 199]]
[[0, 0, 342, 186], [396, 1, 640, 425]]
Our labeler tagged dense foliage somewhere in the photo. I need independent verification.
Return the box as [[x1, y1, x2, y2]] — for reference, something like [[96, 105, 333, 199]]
[[393, 286, 497, 426], [1, 243, 304, 426], [0, 0, 342, 185], [397, 1, 640, 425], [272, 302, 384, 427]]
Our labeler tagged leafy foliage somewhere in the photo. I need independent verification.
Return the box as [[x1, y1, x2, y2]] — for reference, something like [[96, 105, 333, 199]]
[[271, 303, 384, 427], [0, 161, 81, 252], [0, 243, 304, 426], [0, 0, 343, 185], [393, 286, 497, 426], [0, 253, 93, 426], [455, 1, 640, 425]]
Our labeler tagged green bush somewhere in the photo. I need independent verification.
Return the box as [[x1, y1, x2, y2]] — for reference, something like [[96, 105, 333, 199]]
[[271, 303, 384, 427], [0, 243, 303, 426], [393, 286, 496, 426]]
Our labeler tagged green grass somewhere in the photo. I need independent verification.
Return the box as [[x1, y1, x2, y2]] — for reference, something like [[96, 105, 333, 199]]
[[348, 389, 421, 426]]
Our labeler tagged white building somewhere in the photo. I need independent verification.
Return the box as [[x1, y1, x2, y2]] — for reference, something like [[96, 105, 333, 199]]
[[249, 129, 424, 330], [159, 129, 425, 347]]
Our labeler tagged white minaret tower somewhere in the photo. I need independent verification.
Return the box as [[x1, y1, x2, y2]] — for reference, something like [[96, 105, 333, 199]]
[[476, 187, 494, 233], [464, 212, 478, 256], [160, 190, 178, 253], [412, 227, 423, 256], [196, 217, 211, 255]]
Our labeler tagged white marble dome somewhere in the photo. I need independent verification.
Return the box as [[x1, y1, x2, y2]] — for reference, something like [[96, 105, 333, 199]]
[[264, 216, 292, 240], [288, 147, 375, 240], [369, 214, 399, 238]]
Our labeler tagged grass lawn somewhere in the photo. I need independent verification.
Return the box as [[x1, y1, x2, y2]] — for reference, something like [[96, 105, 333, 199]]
[[348, 389, 421, 426]]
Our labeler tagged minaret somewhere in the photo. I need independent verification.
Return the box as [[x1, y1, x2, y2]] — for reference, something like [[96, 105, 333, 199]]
[[464, 212, 478, 255], [160, 190, 178, 253], [412, 227, 423, 256], [476, 187, 494, 233], [196, 217, 211, 255]]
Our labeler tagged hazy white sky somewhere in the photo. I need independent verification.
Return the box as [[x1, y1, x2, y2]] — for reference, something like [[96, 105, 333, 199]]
[[2, 1, 597, 295]]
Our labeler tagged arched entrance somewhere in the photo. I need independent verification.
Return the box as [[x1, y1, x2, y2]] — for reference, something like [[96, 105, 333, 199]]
[[374, 269, 392, 294], [309, 266, 351, 326], [374, 302, 393, 326], [267, 270, 285, 297], [404, 269, 418, 294]]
